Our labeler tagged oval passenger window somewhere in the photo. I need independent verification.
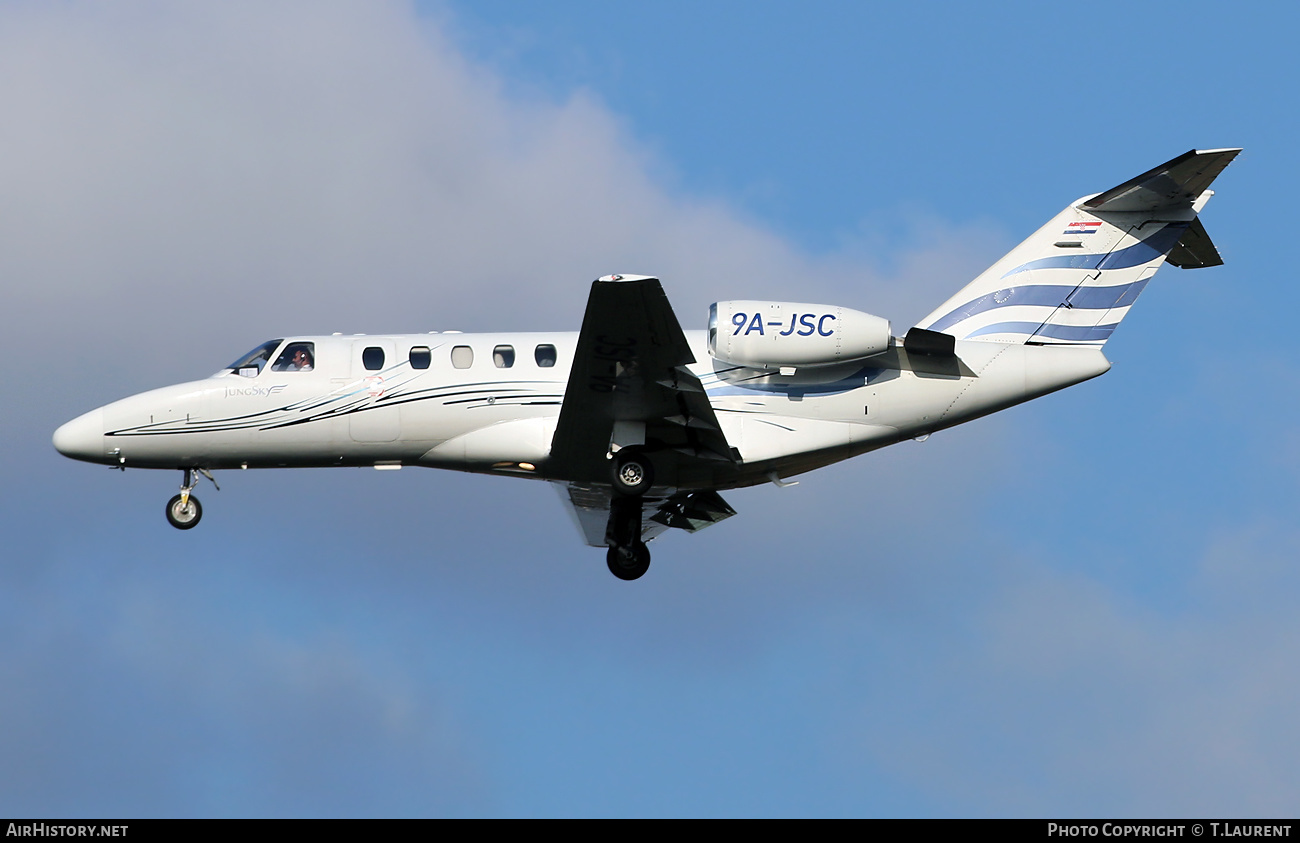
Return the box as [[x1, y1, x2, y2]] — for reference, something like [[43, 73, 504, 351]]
[[409, 346, 431, 369], [363, 347, 385, 371]]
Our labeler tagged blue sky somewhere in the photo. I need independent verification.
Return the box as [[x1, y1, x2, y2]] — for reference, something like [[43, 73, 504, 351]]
[[3, 0, 1298, 817]]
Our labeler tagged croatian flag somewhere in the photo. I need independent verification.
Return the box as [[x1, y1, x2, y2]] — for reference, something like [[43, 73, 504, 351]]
[[1064, 221, 1102, 235]]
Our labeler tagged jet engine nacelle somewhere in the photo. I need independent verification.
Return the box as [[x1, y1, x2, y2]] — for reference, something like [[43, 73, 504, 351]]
[[708, 301, 892, 369]]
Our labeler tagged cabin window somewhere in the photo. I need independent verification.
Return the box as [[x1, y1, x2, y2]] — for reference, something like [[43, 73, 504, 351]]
[[535, 344, 557, 367], [451, 345, 474, 369], [409, 346, 431, 370], [362, 346, 385, 371], [227, 339, 283, 378], [271, 342, 315, 372], [493, 345, 515, 368]]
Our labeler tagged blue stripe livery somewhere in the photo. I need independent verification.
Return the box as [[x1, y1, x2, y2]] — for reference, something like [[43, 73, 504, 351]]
[[1000, 223, 1187, 279], [965, 321, 1120, 342], [927, 278, 1151, 334], [926, 222, 1185, 337]]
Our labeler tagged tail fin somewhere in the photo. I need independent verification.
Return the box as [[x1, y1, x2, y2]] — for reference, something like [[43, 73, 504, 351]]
[[917, 148, 1240, 346]]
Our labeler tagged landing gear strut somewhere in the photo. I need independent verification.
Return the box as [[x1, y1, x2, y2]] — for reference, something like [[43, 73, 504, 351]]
[[165, 468, 217, 530], [606, 495, 651, 580]]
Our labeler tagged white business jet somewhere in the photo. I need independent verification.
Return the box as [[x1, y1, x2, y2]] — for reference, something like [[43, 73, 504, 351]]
[[54, 149, 1239, 580]]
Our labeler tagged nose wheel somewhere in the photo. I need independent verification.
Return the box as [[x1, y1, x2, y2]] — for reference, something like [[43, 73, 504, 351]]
[[166, 493, 202, 529], [165, 468, 217, 530]]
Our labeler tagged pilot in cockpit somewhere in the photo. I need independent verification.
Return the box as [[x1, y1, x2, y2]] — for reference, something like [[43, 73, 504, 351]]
[[271, 342, 315, 372]]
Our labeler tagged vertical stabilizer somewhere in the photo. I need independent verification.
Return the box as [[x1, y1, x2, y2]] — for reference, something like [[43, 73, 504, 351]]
[[916, 148, 1239, 346]]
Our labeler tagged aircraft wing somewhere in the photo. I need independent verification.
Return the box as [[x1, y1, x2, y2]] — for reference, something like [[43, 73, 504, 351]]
[[555, 482, 737, 548], [548, 275, 736, 485]]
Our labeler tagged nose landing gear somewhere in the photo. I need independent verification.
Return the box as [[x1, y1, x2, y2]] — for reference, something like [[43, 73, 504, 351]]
[[166, 492, 202, 530], [165, 468, 218, 530]]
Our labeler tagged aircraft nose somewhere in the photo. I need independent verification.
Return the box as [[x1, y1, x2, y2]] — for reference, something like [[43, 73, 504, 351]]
[[53, 409, 106, 463]]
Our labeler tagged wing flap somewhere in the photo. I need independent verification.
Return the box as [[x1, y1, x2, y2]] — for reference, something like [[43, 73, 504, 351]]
[[554, 481, 734, 547], [648, 490, 737, 533], [554, 482, 673, 547]]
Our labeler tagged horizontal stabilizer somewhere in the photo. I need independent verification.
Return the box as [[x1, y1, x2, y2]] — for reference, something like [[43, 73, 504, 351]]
[[1082, 148, 1240, 213], [1166, 217, 1223, 269]]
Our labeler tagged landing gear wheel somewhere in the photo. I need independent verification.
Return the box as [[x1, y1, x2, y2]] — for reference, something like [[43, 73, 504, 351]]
[[611, 449, 653, 497], [166, 493, 202, 530], [607, 542, 651, 581]]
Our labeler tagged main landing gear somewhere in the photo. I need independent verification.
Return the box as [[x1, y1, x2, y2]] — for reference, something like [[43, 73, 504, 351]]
[[611, 448, 653, 498], [606, 449, 653, 580], [607, 541, 650, 581], [165, 468, 217, 530]]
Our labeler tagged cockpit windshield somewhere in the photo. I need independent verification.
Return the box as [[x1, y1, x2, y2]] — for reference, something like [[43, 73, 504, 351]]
[[226, 339, 283, 378]]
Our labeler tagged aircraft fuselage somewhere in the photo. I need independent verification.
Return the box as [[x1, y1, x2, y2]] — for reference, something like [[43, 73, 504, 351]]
[[54, 330, 1110, 490]]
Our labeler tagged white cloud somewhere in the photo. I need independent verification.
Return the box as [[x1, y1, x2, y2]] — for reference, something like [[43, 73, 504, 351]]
[[0, 0, 988, 377]]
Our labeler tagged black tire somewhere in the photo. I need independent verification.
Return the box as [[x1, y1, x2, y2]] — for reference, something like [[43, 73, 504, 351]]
[[611, 449, 653, 497], [166, 493, 202, 530], [607, 542, 651, 581]]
